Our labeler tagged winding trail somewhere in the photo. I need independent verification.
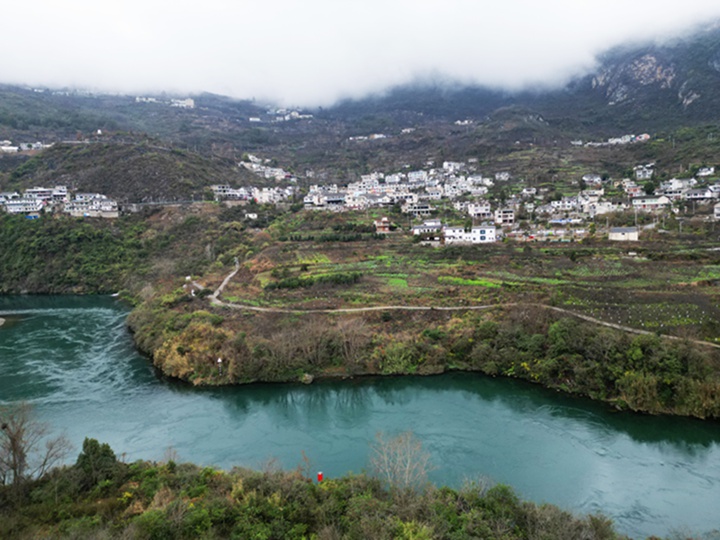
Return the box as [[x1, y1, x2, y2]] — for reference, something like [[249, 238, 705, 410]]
[[207, 265, 720, 350]]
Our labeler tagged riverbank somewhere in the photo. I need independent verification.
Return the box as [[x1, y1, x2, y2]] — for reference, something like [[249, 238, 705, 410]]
[[0, 442, 626, 540], [128, 292, 720, 420]]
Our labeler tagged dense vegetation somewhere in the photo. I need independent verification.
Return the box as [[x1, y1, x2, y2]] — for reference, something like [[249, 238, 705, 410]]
[[0, 213, 149, 293], [0, 435, 624, 540], [129, 300, 720, 419], [0, 208, 253, 294]]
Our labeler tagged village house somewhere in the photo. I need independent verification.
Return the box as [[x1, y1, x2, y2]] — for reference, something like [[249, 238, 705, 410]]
[[631, 195, 671, 212], [683, 188, 716, 201], [412, 219, 443, 236], [468, 174, 494, 187], [582, 174, 603, 187], [0, 191, 20, 204], [211, 185, 250, 201], [64, 194, 119, 218], [422, 186, 444, 201], [494, 208, 515, 226], [467, 201, 492, 220], [584, 201, 626, 217], [402, 202, 433, 216], [252, 187, 294, 205], [634, 164, 655, 180], [443, 225, 497, 245], [609, 227, 639, 241], [551, 197, 579, 212], [407, 170, 428, 184], [622, 181, 644, 197], [374, 217, 391, 234], [4, 198, 44, 214], [442, 161, 465, 173], [698, 166, 716, 177]]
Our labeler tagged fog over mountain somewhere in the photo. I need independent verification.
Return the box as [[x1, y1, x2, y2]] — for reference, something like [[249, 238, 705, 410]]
[[3, 1, 720, 106]]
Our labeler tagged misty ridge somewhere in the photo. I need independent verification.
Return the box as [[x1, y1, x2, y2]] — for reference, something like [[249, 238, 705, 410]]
[[1, 2, 720, 107]]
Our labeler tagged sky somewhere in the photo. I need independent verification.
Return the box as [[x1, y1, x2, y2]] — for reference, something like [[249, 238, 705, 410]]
[[3, 1, 720, 107]]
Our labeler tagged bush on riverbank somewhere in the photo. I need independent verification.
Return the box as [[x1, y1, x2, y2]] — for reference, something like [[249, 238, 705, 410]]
[[0, 439, 624, 540], [130, 301, 720, 418]]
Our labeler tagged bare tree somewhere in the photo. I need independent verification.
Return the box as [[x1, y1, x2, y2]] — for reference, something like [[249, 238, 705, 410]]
[[337, 317, 371, 367], [0, 402, 71, 488], [370, 431, 434, 493]]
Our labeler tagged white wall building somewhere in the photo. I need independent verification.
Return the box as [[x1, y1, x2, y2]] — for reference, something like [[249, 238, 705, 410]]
[[444, 225, 496, 244]]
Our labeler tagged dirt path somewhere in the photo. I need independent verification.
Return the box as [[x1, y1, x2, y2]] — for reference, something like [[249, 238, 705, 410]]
[[209, 259, 240, 304], [207, 266, 720, 350]]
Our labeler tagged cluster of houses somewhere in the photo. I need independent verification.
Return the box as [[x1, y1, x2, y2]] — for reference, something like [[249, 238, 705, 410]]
[[0, 186, 119, 218], [1, 140, 53, 153], [210, 184, 296, 205], [247, 109, 314, 123], [135, 97, 195, 109], [239, 154, 297, 182], [571, 133, 651, 147], [302, 162, 498, 213], [408, 219, 498, 244], [7, 144, 717, 246], [297, 159, 720, 222]]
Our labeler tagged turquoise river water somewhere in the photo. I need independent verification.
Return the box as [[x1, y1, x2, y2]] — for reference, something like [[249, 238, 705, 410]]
[[1, 295, 720, 538]]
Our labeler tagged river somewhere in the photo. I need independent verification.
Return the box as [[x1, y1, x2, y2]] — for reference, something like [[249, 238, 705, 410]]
[[1, 295, 719, 539]]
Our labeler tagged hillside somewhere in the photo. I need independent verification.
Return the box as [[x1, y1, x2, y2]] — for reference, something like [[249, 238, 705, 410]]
[[1, 140, 260, 202]]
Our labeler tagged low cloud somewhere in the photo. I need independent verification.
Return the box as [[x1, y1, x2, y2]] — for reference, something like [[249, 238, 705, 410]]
[[2, 1, 720, 106]]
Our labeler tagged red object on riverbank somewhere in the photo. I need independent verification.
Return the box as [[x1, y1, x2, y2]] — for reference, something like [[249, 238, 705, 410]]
[[317, 471, 323, 483]]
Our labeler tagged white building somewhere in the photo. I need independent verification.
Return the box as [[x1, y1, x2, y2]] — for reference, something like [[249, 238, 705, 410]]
[[4, 198, 44, 214], [468, 202, 492, 220], [634, 164, 655, 180], [412, 219, 443, 235], [632, 196, 671, 212], [698, 167, 715, 177], [494, 208, 515, 226], [211, 185, 249, 200], [444, 225, 496, 244], [609, 227, 639, 241], [64, 195, 119, 218]]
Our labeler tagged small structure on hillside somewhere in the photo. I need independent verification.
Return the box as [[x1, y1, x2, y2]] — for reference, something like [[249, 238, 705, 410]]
[[374, 217, 391, 234], [609, 227, 639, 242]]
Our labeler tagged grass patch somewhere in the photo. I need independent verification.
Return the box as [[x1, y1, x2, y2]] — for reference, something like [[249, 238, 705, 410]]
[[296, 253, 332, 265], [438, 276, 501, 288]]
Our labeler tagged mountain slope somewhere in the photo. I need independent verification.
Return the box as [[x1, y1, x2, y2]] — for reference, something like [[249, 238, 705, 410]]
[[3, 141, 259, 202]]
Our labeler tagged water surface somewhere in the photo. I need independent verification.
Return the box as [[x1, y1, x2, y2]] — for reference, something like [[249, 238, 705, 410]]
[[1, 295, 720, 539]]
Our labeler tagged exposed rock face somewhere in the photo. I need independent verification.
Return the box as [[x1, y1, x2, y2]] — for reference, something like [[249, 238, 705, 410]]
[[592, 54, 676, 105], [678, 81, 701, 109]]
